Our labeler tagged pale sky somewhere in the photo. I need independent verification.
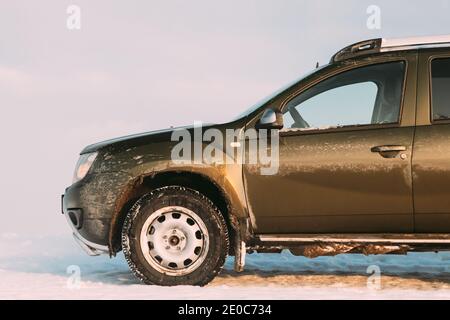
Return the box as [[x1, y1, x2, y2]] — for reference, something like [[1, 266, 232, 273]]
[[1, 0, 449, 234]]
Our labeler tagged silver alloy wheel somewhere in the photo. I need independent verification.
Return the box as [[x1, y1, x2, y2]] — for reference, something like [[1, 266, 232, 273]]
[[139, 206, 209, 276]]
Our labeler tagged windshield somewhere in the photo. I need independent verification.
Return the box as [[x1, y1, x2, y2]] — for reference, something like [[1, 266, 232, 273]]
[[232, 64, 329, 121]]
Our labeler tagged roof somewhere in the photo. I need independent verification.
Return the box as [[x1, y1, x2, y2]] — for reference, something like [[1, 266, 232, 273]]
[[331, 35, 450, 63]]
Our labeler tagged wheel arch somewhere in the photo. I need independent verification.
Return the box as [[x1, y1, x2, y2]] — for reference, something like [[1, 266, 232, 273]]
[[108, 170, 250, 255]]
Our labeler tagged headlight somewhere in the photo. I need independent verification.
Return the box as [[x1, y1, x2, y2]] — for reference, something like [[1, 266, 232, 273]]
[[73, 152, 98, 183]]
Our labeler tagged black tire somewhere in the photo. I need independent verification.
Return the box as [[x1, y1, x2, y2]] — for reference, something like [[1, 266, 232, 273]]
[[121, 186, 229, 286]]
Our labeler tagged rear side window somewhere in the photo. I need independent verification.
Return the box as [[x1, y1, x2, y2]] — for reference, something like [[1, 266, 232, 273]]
[[431, 58, 450, 121]]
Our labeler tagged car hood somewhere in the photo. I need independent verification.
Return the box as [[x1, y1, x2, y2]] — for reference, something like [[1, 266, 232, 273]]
[[80, 124, 215, 154]]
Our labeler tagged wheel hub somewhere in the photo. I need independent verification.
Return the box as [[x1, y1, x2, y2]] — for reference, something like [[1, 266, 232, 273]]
[[139, 206, 209, 276], [164, 229, 187, 251]]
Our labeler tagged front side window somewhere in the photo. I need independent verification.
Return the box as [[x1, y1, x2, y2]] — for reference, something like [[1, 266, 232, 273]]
[[431, 58, 450, 121], [282, 61, 406, 130]]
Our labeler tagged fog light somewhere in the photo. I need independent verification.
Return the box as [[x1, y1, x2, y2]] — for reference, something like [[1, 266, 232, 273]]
[[68, 209, 83, 229]]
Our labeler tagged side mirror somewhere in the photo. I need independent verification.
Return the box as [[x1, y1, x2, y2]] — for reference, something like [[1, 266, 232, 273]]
[[255, 109, 284, 130]]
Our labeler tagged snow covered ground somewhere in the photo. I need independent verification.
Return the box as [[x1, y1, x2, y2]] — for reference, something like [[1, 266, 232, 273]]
[[1, 232, 450, 299]]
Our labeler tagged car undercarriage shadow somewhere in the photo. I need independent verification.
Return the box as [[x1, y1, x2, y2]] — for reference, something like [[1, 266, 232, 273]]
[[214, 268, 450, 289]]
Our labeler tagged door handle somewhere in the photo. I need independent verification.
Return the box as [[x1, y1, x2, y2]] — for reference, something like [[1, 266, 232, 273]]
[[370, 145, 406, 155], [371, 145, 407, 153]]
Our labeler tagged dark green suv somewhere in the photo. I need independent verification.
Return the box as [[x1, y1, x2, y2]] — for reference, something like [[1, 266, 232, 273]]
[[62, 36, 450, 286]]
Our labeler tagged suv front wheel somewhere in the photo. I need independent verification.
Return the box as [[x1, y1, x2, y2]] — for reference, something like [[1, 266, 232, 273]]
[[121, 186, 229, 286]]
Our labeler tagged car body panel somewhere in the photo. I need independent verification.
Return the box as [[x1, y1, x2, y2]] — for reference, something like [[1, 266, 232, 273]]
[[63, 122, 250, 253], [245, 126, 415, 233], [412, 49, 450, 232]]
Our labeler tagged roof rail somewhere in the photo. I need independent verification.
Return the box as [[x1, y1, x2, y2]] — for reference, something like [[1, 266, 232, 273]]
[[330, 38, 382, 63], [331, 35, 450, 63], [382, 35, 450, 49]]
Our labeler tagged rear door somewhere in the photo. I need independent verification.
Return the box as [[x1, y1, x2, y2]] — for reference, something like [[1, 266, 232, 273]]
[[413, 50, 450, 232]]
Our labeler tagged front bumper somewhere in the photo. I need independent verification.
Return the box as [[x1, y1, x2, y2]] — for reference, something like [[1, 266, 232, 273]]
[[61, 172, 132, 256], [72, 229, 109, 256], [62, 193, 109, 256]]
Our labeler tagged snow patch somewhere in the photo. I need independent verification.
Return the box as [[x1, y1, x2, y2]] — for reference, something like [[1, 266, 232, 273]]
[[1, 234, 450, 299]]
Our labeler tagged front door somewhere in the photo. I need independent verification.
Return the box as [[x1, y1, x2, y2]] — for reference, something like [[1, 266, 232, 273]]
[[244, 59, 416, 234]]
